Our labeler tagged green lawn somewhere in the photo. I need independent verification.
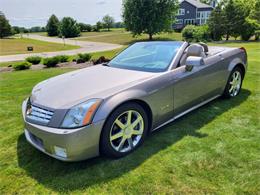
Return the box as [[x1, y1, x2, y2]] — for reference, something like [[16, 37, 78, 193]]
[[0, 38, 80, 56], [74, 31, 183, 45], [0, 42, 259, 194]]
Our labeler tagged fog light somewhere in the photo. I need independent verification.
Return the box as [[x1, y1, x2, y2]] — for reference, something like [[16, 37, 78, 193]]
[[54, 146, 67, 158]]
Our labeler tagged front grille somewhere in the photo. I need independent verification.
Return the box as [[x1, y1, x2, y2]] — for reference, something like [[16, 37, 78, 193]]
[[27, 104, 54, 125]]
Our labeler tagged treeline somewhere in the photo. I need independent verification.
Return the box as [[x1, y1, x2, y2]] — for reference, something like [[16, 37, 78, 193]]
[[0, 11, 124, 39], [182, 0, 260, 42]]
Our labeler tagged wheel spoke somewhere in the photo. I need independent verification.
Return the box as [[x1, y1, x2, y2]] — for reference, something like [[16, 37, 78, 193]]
[[229, 85, 234, 93], [131, 116, 143, 129], [110, 131, 123, 141], [128, 138, 134, 149], [117, 137, 126, 151], [132, 129, 143, 135], [127, 111, 132, 125], [115, 119, 125, 130]]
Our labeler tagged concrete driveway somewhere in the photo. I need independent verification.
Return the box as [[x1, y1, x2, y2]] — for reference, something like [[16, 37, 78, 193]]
[[0, 34, 122, 63]]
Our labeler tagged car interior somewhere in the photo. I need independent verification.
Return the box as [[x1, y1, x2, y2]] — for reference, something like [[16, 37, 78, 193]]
[[178, 43, 208, 67]]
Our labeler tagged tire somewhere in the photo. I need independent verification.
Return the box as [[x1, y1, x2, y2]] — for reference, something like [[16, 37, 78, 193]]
[[100, 102, 149, 158], [223, 66, 243, 98]]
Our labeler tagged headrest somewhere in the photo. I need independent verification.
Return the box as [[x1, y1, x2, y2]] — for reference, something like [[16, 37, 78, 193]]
[[199, 42, 209, 53], [186, 44, 205, 57]]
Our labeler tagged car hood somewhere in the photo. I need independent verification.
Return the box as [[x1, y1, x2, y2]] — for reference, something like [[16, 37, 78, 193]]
[[31, 65, 155, 109]]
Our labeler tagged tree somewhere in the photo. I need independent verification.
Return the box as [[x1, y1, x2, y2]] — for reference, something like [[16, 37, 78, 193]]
[[250, 0, 260, 23], [78, 23, 92, 32], [94, 21, 103, 32], [123, 0, 178, 40], [59, 17, 80, 38], [240, 17, 259, 40], [0, 12, 12, 38], [208, 5, 227, 41], [102, 15, 115, 31], [46, 14, 59, 36], [12, 26, 20, 34]]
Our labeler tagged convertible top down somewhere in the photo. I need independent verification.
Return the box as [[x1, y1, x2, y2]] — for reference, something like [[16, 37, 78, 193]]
[[22, 41, 247, 161]]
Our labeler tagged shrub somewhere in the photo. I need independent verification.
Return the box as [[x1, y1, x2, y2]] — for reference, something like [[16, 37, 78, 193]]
[[92, 56, 110, 65], [13, 61, 31, 71], [43, 56, 60, 67], [182, 25, 196, 42], [255, 30, 260, 41], [25, 56, 42, 64], [56, 55, 69, 63], [182, 25, 211, 42], [193, 25, 211, 42], [76, 53, 92, 64]]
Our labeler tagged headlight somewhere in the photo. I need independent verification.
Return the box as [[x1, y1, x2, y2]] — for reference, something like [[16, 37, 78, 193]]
[[61, 99, 102, 128]]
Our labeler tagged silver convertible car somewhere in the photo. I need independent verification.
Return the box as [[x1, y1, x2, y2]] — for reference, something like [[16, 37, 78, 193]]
[[22, 41, 247, 161]]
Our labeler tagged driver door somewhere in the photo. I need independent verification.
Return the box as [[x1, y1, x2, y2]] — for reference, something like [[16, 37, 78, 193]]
[[170, 56, 223, 116]]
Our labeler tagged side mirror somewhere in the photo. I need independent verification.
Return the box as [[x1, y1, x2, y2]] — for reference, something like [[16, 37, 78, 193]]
[[185, 56, 205, 71]]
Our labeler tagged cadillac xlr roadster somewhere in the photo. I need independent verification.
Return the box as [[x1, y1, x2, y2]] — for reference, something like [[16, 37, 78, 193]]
[[22, 41, 247, 161]]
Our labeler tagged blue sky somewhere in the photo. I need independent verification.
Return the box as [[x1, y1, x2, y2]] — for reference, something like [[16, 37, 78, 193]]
[[0, 0, 123, 27]]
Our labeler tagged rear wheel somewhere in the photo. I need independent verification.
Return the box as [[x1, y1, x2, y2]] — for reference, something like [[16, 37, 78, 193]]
[[100, 103, 148, 158], [223, 67, 243, 98]]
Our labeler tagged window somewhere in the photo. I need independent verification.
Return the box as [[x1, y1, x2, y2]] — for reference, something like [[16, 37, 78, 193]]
[[184, 19, 195, 25], [196, 11, 211, 25], [178, 9, 185, 15], [175, 19, 183, 24]]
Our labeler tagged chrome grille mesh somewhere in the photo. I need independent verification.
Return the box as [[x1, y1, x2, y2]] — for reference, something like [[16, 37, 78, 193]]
[[27, 104, 54, 124]]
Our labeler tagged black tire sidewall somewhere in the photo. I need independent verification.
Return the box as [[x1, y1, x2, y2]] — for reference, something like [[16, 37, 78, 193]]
[[100, 102, 149, 158], [223, 67, 243, 98]]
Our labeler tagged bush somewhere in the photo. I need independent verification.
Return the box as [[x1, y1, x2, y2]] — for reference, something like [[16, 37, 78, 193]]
[[13, 61, 31, 71], [25, 56, 42, 64], [240, 18, 259, 41], [182, 25, 211, 42], [182, 25, 196, 42], [255, 30, 260, 41], [193, 25, 211, 42], [56, 55, 69, 63], [43, 56, 60, 67], [76, 53, 92, 64], [92, 56, 110, 65]]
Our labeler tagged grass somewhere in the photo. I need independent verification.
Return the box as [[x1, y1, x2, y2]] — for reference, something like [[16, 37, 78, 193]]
[[74, 31, 183, 45], [0, 38, 80, 56], [0, 47, 124, 68], [0, 41, 259, 194]]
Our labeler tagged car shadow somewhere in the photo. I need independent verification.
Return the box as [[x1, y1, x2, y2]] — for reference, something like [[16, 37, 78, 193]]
[[17, 89, 250, 192]]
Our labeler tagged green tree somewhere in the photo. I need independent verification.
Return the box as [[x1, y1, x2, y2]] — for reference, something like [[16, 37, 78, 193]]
[[78, 23, 92, 32], [240, 17, 259, 40], [46, 14, 60, 36], [0, 12, 12, 38], [208, 5, 226, 41], [250, 0, 260, 23], [94, 21, 103, 32], [102, 15, 115, 31], [59, 17, 80, 38], [123, 0, 178, 40]]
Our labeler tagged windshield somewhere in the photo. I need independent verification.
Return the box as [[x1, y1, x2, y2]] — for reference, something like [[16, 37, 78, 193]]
[[108, 41, 183, 72]]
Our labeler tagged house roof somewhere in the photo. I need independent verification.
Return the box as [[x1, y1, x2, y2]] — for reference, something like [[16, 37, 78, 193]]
[[182, 0, 213, 8]]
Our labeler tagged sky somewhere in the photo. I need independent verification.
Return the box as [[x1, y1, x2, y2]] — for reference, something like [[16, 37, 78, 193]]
[[0, 0, 123, 28]]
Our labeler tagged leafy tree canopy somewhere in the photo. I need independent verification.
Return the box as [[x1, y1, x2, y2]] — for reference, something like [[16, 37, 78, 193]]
[[102, 15, 115, 31], [59, 17, 80, 38], [46, 14, 59, 36], [0, 12, 12, 38], [123, 0, 178, 40]]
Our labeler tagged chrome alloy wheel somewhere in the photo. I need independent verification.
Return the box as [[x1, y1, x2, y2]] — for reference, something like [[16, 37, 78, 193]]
[[110, 110, 144, 153], [229, 70, 242, 97]]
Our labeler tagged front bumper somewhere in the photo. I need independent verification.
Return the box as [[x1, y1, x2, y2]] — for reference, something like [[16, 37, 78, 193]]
[[22, 100, 105, 162]]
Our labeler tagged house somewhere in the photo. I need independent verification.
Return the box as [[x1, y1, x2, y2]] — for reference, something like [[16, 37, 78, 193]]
[[173, 0, 215, 30]]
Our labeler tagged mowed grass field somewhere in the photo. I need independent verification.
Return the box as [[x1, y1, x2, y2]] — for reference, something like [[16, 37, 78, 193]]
[[0, 38, 80, 56], [74, 30, 183, 45], [0, 42, 259, 194]]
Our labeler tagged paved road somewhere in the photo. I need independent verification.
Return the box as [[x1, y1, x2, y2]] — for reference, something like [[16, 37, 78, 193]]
[[0, 34, 122, 63]]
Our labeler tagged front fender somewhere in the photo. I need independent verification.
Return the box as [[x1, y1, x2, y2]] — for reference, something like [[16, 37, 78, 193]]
[[93, 89, 149, 123]]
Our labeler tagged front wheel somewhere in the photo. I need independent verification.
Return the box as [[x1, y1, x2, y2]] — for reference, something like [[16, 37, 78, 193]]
[[223, 67, 243, 98], [100, 103, 149, 158]]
